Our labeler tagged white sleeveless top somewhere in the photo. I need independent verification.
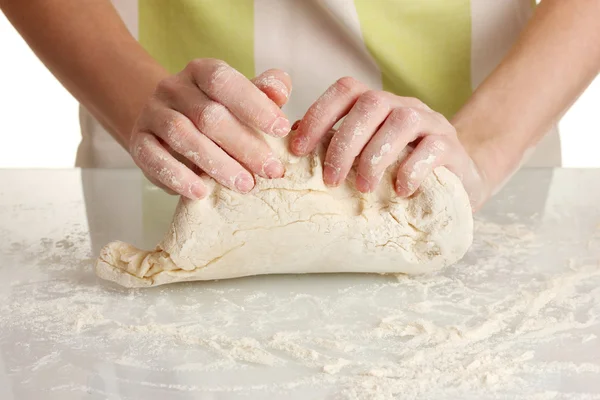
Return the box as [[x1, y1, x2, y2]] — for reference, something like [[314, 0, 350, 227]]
[[77, 0, 560, 168]]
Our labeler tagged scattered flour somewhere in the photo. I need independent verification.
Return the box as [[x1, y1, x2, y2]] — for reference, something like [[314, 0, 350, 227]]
[[1, 217, 600, 399]]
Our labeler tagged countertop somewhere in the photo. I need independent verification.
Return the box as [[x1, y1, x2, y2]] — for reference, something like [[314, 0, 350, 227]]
[[1, 169, 599, 399]]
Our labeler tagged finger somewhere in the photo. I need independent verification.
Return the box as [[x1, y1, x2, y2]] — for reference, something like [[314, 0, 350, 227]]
[[185, 59, 291, 137], [156, 83, 285, 179], [141, 103, 257, 193], [356, 108, 454, 193], [251, 69, 292, 108], [394, 135, 453, 197], [130, 132, 207, 200], [323, 91, 429, 186], [159, 140, 200, 173], [145, 174, 178, 196], [145, 140, 192, 195], [398, 137, 487, 210], [290, 77, 369, 156]]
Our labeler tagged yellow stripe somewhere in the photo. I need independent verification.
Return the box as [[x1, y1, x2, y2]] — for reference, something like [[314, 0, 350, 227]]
[[139, 1, 255, 225], [139, 0, 255, 77], [353, 1, 472, 119]]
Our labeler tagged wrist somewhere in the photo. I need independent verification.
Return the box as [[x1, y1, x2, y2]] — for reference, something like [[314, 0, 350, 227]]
[[452, 113, 528, 199], [108, 61, 170, 151]]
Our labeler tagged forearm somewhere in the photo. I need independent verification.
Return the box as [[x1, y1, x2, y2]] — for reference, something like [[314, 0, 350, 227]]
[[452, 0, 600, 190], [1, 0, 168, 149]]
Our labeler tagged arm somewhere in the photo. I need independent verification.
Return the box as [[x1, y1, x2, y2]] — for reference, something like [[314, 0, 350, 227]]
[[452, 0, 600, 197], [1, 0, 291, 197], [290, 0, 600, 210], [1, 0, 166, 148]]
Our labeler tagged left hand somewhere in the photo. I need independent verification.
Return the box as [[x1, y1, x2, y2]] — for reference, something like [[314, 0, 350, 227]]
[[289, 77, 488, 210]]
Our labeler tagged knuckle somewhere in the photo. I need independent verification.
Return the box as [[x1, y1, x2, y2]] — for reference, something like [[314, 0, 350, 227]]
[[300, 110, 323, 131], [155, 77, 179, 98], [255, 108, 280, 131], [254, 72, 288, 95], [403, 97, 427, 109], [193, 102, 227, 131], [306, 102, 327, 122], [186, 58, 210, 73], [186, 58, 202, 71], [334, 76, 360, 96], [421, 135, 448, 154], [429, 110, 454, 130], [205, 62, 234, 94], [205, 58, 228, 69], [430, 110, 446, 121], [355, 90, 385, 111], [389, 107, 421, 126], [161, 115, 188, 143], [186, 59, 237, 96]]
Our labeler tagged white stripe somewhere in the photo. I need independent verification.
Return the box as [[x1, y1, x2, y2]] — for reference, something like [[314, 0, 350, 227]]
[[317, 0, 381, 71], [254, 0, 381, 122], [78, 2, 139, 168], [470, 0, 561, 167], [111, 0, 139, 39], [470, 0, 532, 90]]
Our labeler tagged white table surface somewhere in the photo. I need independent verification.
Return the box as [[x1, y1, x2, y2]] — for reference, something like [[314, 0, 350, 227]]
[[1, 169, 599, 400]]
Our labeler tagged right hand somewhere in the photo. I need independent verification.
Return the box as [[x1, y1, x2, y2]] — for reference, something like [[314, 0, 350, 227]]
[[129, 59, 293, 199]]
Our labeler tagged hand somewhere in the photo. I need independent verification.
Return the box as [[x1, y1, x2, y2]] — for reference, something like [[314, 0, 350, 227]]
[[289, 77, 489, 210], [129, 59, 293, 199]]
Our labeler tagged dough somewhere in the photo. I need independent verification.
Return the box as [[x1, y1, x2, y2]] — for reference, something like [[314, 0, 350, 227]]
[[95, 135, 473, 288]]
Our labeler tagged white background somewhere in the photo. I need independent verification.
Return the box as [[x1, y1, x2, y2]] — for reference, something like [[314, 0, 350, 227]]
[[1, 11, 599, 168]]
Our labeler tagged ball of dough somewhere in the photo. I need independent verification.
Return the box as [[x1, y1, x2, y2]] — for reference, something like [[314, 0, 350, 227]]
[[96, 137, 473, 288]]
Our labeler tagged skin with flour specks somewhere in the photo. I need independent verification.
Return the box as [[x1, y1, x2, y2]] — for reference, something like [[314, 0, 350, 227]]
[[95, 136, 473, 288]]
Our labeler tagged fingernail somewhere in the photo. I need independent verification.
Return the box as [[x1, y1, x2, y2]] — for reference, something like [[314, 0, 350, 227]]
[[395, 179, 414, 197], [292, 135, 308, 155], [323, 164, 340, 186], [235, 172, 254, 193], [190, 181, 205, 199], [270, 117, 290, 137], [291, 120, 301, 131], [263, 158, 284, 178], [356, 174, 371, 192]]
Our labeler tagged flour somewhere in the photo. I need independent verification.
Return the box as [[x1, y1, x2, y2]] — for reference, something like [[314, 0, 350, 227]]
[[2, 209, 600, 398], [30, 351, 61, 372], [253, 74, 290, 99]]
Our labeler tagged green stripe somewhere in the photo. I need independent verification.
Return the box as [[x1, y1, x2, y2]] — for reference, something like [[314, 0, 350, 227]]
[[139, 1, 255, 225], [354, 1, 472, 119], [139, 0, 255, 77]]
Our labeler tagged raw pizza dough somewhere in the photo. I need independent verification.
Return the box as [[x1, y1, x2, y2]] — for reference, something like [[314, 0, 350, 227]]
[[96, 135, 473, 288]]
